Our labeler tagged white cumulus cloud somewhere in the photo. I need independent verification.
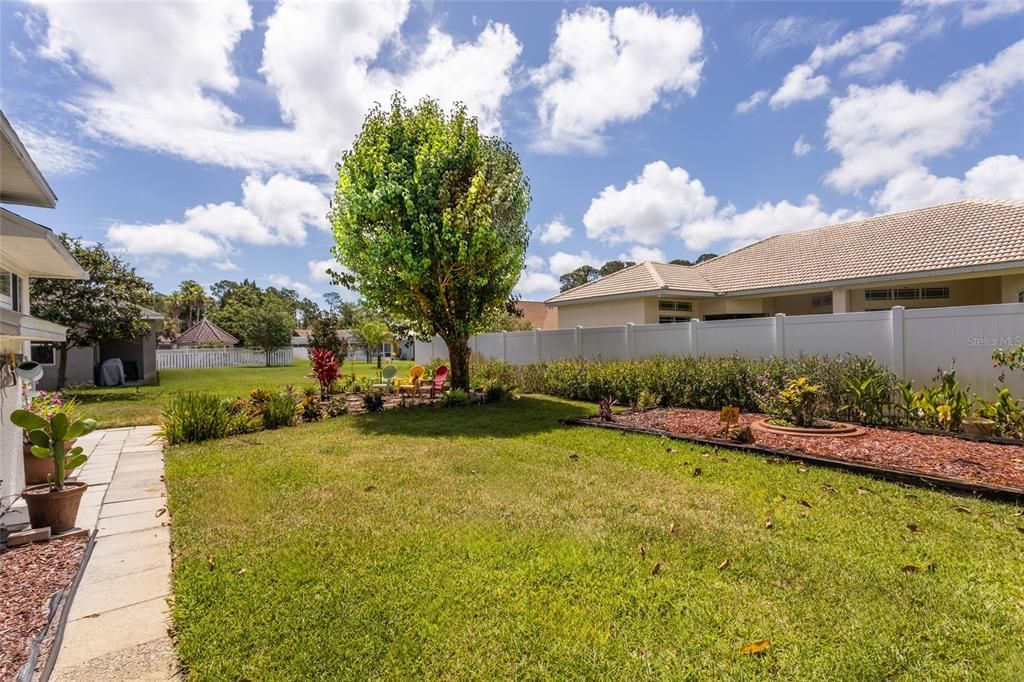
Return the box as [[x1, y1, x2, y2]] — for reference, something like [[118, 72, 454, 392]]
[[531, 5, 704, 153], [825, 39, 1024, 191], [583, 161, 717, 245], [515, 271, 561, 297], [538, 218, 572, 244], [548, 251, 601, 276], [30, 0, 522, 175], [736, 90, 768, 114], [107, 175, 330, 258], [871, 155, 1024, 211], [680, 196, 864, 251], [793, 135, 813, 156]]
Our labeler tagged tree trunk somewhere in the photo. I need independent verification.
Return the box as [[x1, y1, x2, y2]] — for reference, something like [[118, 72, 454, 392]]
[[57, 342, 69, 390], [444, 335, 470, 391], [376, 346, 382, 369]]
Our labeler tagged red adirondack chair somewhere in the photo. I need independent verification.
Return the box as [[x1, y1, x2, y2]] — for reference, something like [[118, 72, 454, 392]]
[[422, 365, 448, 399]]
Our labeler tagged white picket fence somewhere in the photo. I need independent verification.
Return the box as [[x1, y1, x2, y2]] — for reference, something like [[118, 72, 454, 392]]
[[157, 347, 294, 370], [415, 303, 1024, 399]]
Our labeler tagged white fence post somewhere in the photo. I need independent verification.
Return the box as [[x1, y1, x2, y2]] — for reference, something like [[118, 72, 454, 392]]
[[690, 319, 701, 357], [534, 329, 543, 362], [625, 323, 635, 359], [891, 306, 905, 378], [575, 326, 583, 357], [773, 313, 786, 357], [501, 331, 508, 363]]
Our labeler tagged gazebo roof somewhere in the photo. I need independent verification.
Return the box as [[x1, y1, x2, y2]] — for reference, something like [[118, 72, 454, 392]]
[[174, 318, 238, 347]]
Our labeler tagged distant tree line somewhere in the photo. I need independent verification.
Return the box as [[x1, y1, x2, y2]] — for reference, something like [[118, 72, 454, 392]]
[[558, 254, 718, 293]]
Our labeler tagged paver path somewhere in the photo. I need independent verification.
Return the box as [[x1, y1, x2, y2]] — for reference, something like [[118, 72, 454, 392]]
[[50, 426, 179, 681]]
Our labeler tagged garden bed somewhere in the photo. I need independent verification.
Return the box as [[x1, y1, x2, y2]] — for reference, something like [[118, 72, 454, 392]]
[[0, 535, 89, 679], [570, 408, 1024, 498]]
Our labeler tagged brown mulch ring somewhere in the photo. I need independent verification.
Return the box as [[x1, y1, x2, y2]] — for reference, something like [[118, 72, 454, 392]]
[[0, 535, 88, 679], [609, 408, 1024, 490]]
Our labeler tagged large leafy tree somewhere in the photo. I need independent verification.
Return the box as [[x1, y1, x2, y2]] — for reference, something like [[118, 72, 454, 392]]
[[30, 235, 154, 389], [239, 301, 294, 366], [332, 95, 531, 390]]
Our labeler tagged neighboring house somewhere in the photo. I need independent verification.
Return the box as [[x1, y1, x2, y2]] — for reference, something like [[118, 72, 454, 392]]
[[1, 110, 89, 501], [33, 305, 164, 389], [546, 200, 1024, 327], [516, 301, 559, 330], [170, 318, 238, 347]]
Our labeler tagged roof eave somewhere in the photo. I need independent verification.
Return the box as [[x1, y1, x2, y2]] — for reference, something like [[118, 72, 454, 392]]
[[546, 287, 719, 307], [720, 260, 1024, 297], [0, 110, 57, 209]]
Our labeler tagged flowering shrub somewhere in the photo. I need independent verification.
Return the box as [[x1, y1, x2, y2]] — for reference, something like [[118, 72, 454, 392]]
[[310, 348, 341, 397], [992, 344, 1024, 374], [777, 377, 822, 427]]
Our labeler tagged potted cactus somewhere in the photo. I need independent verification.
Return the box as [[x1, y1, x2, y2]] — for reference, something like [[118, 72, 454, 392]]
[[11, 408, 96, 533]]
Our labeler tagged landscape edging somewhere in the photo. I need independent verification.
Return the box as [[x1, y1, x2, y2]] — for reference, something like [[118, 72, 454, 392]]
[[562, 416, 1024, 503]]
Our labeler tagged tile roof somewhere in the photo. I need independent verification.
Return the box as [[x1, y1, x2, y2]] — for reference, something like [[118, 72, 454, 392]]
[[546, 200, 1024, 304], [174, 318, 238, 347]]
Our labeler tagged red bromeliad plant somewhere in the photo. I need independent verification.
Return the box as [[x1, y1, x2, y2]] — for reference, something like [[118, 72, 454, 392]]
[[310, 348, 340, 397]]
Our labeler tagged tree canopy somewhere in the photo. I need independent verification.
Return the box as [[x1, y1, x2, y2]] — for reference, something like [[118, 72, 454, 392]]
[[331, 94, 531, 389], [558, 260, 635, 293], [29, 235, 155, 389]]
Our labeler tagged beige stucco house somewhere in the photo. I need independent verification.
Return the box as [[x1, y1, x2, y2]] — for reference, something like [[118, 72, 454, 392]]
[[1, 110, 89, 501], [546, 200, 1024, 327]]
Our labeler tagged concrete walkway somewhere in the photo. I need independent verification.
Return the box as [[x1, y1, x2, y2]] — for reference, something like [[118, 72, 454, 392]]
[[50, 426, 179, 681]]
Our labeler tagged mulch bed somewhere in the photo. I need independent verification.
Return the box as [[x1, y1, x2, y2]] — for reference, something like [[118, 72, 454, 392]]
[[609, 408, 1024, 490], [0, 536, 88, 679]]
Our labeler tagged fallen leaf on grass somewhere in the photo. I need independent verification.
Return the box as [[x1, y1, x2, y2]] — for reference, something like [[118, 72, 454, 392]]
[[666, 447, 676, 453], [901, 564, 919, 573], [207, 555, 216, 570], [639, 545, 646, 558], [953, 505, 971, 513], [740, 640, 770, 655], [363, 485, 377, 492], [765, 518, 773, 529], [651, 562, 662, 576], [718, 559, 731, 570], [668, 522, 678, 534], [856, 487, 872, 495], [926, 563, 936, 572], [822, 484, 838, 493], [1017, 598, 1024, 610], [798, 500, 812, 509], [568, 453, 579, 461], [692, 468, 702, 477], [237, 567, 247, 575], [906, 523, 923, 533]]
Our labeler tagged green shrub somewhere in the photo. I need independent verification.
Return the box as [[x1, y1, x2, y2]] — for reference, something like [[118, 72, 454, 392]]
[[442, 388, 470, 407], [159, 392, 231, 445], [362, 391, 385, 412], [263, 392, 297, 429], [323, 396, 349, 418], [470, 354, 897, 423]]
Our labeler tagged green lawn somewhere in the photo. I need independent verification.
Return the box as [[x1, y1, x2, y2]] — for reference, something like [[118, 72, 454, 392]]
[[165, 396, 1024, 680], [68, 359, 413, 427]]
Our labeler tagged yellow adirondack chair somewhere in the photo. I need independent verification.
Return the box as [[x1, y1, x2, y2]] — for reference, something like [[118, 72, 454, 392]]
[[396, 365, 425, 395]]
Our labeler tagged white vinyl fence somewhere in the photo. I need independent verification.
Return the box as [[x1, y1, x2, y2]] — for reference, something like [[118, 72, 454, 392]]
[[415, 304, 1024, 399], [157, 347, 294, 370]]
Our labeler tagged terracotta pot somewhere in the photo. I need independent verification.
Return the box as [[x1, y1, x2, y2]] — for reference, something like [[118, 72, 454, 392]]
[[962, 418, 996, 437], [22, 438, 79, 486], [22, 481, 88, 533]]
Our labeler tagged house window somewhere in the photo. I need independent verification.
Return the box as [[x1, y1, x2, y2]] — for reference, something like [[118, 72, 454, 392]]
[[811, 293, 833, 308], [920, 287, 949, 299], [659, 315, 691, 324], [864, 289, 892, 301], [30, 343, 55, 365], [1018, 289, 1024, 303], [10, 272, 22, 312], [865, 286, 949, 302], [658, 300, 692, 312], [0, 268, 10, 309]]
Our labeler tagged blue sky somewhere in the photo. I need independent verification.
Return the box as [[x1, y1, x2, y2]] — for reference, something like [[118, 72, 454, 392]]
[[2, 1, 1022, 302]]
